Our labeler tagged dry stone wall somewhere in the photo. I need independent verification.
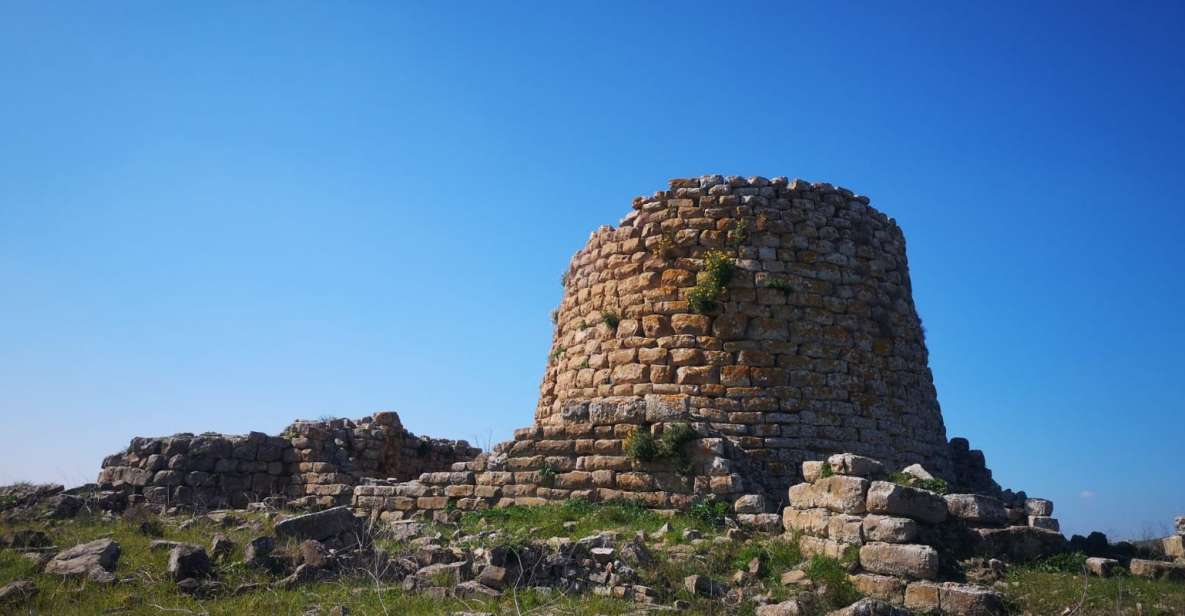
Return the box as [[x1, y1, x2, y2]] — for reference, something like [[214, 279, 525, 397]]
[[97, 412, 478, 511], [540, 175, 951, 497], [353, 175, 984, 521]]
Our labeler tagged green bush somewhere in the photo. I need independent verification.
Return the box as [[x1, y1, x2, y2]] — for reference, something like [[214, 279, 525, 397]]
[[624, 428, 659, 462], [688, 250, 735, 314], [689, 500, 730, 528], [601, 310, 620, 329]]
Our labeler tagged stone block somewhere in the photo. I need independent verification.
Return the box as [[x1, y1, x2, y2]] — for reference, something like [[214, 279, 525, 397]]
[[1029, 516, 1060, 532], [971, 526, 1066, 561], [1129, 559, 1185, 580], [733, 494, 766, 514], [939, 582, 1007, 616], [1164, 535, 1185, 559], [904, 581, 941, 612], [945, 494, 1007, 525], [826, 453, 885, 478], [850, 573, 905, 604], [858, 542, 939, 580], [862, 515, 919, 544], [866, 481, 947, 524], [801, 460, 824, 482], [1024, 498, 1053, 517], [813, 475, 870, 514], [1086, 557, 1119, 577]]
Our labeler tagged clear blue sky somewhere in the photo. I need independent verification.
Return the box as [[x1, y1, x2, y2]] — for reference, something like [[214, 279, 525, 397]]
[[1, 2, 1182, 540]]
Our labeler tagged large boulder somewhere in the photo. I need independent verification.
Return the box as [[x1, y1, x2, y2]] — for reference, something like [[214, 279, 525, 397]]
[[858, 542, 939, 580], [865, 481, 947, 524], [945, 494, 1007, 525], [44, 538, 120, 577], [275, 506, 361, 544]]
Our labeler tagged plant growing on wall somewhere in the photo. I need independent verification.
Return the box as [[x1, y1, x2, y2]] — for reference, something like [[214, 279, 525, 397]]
[[624, 423, 698, 474], [688, 250, 735, 314], [600, 310, 620, 329], [727, 218, 748, 248]]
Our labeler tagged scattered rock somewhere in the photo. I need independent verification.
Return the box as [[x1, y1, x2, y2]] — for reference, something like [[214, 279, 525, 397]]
[[1129, 558, 1185, 581], [1, 529, 50, 549], [244, 536, 275, 568], [168, 545, 211, 581], [300, 539, 332, 569], [210, 534, 234, 561], [1086, 557, 1119, 577], [44, 538, 120, 577], [684, 574, 725, 597], [0, 580, 37, 604], [275, 506, 361, 544]]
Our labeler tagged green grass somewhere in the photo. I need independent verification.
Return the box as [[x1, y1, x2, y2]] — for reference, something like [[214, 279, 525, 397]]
[[687, 250, 735, 314], [1004, 568, 1185, 615]]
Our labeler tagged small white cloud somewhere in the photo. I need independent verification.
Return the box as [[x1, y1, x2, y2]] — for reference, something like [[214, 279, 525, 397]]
[[1079, 490, 1096, 499]]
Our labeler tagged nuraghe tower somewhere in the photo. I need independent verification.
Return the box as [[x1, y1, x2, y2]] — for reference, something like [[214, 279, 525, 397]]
[[353, 175, 972, 518]]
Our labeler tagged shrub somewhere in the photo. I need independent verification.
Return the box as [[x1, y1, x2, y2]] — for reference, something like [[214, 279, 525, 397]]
[[657, 422, 698, 473], [688, 250, 735, 314], [819, 461, 835, 478], [689, 500, 730, 528], [538, 463, 558, 484], [601, 310, 620, 329], [550, 346, 565, 363], [624, 428, 659, 462]]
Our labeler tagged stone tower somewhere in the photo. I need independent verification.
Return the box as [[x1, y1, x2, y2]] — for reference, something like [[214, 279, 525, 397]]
[[530, 174, 951, 503]]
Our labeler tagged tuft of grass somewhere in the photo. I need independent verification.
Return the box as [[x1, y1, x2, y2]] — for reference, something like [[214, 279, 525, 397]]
[[687, 250, 735, 314], [819, 461, 835, 478], [803, 555, 861, 608], [888, 471, 948, 494], [600, 310, 620, 329], [733, 538, 803, 581], [624, 424, 698, 473]]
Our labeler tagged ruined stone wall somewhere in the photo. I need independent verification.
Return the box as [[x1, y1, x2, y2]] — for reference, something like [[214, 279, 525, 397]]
[[97, 412, 479, 510]]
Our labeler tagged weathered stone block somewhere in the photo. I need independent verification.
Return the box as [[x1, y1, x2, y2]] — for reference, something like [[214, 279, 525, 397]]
[[866, 481, 947, 524], [859, 542, 939, 580], [945, 494, 1007, 525], [862, 515, 918, 544]]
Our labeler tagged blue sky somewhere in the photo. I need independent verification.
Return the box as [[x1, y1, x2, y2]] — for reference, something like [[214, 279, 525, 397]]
[[1, 2, 1182, 539]]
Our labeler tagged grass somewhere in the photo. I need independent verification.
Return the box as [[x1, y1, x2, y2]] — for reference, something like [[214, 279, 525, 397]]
[[1003, 566, 1185, 615], [623, 423, 698, 474], [600, 309, 620, 329]]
